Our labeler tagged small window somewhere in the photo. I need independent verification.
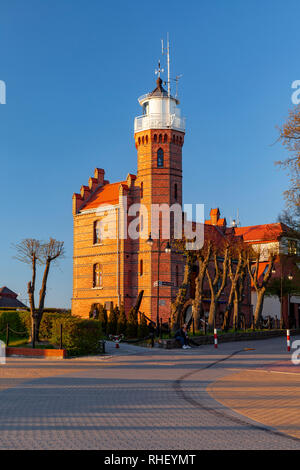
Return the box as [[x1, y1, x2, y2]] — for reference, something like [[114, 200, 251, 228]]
[[93, 263, 103, 288], [140, 259, 143, 276], [94, 220, 102, 244], [164, 134, 167, 143], [143, 102, 149, 115], [157, 148, 164, 167], [159, 134, 162, 143], [140, 182, 143, 199]]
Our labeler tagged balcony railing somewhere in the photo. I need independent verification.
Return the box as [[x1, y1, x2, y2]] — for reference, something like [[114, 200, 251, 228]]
[[134, 113, 186, 133]]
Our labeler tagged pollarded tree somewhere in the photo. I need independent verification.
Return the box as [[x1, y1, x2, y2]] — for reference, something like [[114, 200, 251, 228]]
[[206, 242, 229, 330], [13, 237, 65, 341], [222, 241, 248, 331], [171, 241, 196, 331], [246, 248, 276, 328], [192, 241, 212, 331]]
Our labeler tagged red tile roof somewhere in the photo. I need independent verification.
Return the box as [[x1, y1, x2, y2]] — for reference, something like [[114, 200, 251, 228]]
[[233, 223, 289, 243], [81, 181, 128, 210]]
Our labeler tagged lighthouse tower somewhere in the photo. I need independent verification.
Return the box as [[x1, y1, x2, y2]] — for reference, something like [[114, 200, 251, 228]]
[[133, 73, 186, 322]]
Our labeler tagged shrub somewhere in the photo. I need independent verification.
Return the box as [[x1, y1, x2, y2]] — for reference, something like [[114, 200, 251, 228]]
[[50, 316, 103, 356], [125, 308, 138, 338], [117, 304, 127, 335], [138, 313, 149, 338], [0, 310, 30, 336], [39, 312, 71, 340], [98, 304, 108, 335], [107, 306, 119, 336]]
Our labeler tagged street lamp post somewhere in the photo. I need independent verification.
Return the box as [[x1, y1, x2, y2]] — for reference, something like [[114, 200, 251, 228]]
[[146, 229, 171, 335], [272, 264, 293, 329]]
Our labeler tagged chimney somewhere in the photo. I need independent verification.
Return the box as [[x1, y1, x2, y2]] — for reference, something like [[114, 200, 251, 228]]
[[210, 208, 220, 225], [94, 168, 105, 186]]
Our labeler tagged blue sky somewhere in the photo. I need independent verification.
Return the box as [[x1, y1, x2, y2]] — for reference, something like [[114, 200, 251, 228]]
[[0, 0, 299, 308]]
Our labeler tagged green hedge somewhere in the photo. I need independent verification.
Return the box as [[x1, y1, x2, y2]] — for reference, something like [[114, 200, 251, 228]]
[[0, 310, 30, 335], [50, 316, 103, 356], [0, 311, 102, 357]]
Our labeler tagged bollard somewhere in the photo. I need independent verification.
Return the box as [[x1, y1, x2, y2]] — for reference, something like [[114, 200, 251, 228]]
[[6, 323, 9, 347], [214, 328, 218, 349], [287, 329, 291, 352]]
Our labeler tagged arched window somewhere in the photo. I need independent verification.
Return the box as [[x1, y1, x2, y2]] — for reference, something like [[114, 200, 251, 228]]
[[142, 136, 144, 144], [94, 220, 102, 244], [159, 134, 162, 143], [164, 134, 168, 143], [146, 135, 148, 144], [154, 134, 157, 142], [157, 148, 164, 168], [93, 263, 103, 288], [140, 259, 143, 276]]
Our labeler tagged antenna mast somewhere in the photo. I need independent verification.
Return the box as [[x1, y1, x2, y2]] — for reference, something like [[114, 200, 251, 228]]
[[162, 33, 171, 96]]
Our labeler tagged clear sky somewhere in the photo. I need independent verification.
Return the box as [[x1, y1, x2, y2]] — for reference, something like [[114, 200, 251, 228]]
[[0, 0, 299, 308]]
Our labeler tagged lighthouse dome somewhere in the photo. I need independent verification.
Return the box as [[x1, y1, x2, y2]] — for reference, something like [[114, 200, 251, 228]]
[[134, 77, 185, 133]]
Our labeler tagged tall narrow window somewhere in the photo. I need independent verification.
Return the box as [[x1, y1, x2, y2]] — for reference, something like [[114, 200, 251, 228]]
[[140, 182, 143, 199], [140, 259, 143, 276], [93, 263, 103, 288], [94, 220, 102, 244], [157, 148, 164, 167]]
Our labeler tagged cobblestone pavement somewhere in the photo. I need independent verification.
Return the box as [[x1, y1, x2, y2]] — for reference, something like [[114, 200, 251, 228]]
[[1, 336, 300, 449]]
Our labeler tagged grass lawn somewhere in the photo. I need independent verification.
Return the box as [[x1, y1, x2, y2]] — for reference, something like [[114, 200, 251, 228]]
[[0, 334, 56, 349]]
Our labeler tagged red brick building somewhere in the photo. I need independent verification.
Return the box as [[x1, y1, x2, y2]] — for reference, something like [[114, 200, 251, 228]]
[[72, 77, 185, 321], [72, 75, 299, 328]]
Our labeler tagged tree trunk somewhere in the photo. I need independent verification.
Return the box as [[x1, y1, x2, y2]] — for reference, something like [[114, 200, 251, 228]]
[[208, 297, 217, 329], [171, 253, 194, 331], [27, 255, 37, 341], [254, 288, 266, 327], [222, 287, 235, 331], [35, 259, 51, 340], [232, 290, 239, 329], [192, 271, 205, 330]]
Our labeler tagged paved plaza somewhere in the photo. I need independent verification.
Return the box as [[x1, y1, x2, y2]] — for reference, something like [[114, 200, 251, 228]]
[[1, 336, 300, 449]]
